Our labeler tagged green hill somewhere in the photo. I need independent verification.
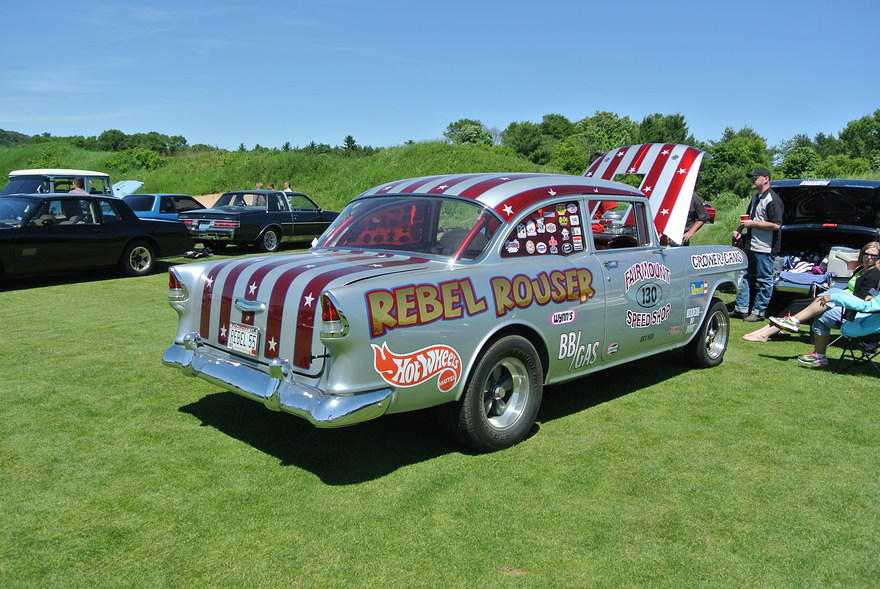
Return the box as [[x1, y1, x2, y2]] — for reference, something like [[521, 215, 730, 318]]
[[0, 141, 552, 211]]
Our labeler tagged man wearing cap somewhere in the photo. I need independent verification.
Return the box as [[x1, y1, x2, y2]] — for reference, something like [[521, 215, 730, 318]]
[[731, 167, 784, 321]]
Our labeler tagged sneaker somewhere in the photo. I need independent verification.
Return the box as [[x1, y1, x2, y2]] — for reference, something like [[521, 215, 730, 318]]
[[797, 353, 828, 368], [769, 315, 800, 333], [743, 313, 764, 322], [729, 310, 748, 319]]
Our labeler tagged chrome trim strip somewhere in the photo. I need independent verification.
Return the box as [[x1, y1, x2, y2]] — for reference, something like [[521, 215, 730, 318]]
[[234, 297, 267, 313], [163, 342, 393, 427]]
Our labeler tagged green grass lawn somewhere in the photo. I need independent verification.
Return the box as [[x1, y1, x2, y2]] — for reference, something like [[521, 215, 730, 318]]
[[2, 255, 878, 588]]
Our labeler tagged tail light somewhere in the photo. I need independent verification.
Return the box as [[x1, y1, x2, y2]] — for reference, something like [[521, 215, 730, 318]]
[[168, 269, 188, 302], [212, 220, 240, 228], [320, 294, 349, 338]]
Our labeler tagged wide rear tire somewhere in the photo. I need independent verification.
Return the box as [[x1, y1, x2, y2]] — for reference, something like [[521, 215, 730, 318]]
[[453, 335, 543, 452]]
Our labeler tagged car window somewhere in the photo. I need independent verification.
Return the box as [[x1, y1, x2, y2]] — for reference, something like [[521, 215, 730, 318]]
[[174, 197, 203, 212], [501, 201, 585, 257], [159, 196, 176, 214], [316, 196, 499, 259], [124, 195, 155, 211], [52, 178, 76, 193], [587, 199, 651, 250], [98, 200, 122, 224], [28, 199, 97, 226], [88, 177, 112, 195], [289, 195, 318, 210], [0, 197, 36, 227]]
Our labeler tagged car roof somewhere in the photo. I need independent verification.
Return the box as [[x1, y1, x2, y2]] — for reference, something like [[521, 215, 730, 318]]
[[9, 168, 109, 177], [772, 178, 880, 189], [123, 193, 193, 198], [355, 172, 644, 220]]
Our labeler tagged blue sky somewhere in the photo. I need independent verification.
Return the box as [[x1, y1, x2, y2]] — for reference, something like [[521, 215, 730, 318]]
[[2, 0, 877, 151]]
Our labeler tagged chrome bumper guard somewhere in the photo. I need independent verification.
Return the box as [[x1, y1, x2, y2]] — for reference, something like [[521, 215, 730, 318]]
[[163, 334, 393, 427]]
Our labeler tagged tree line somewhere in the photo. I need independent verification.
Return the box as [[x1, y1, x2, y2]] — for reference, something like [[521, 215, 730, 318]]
[[2, 108, 878, 200], [444, 110, 880, 199]]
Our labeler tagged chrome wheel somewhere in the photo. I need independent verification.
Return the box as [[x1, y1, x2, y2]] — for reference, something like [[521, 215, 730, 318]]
[[129, 245, 152, 272], [480, 357, 530, 430]]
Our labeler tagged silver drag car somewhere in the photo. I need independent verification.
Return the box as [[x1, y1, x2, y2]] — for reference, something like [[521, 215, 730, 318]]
[[164, 144, 746, 451]]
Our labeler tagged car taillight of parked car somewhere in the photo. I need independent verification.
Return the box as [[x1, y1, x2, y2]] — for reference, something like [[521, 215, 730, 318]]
[[212, 220, 240, 228]]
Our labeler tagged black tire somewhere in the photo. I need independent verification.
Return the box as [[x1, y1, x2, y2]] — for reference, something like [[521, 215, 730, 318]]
[[453, 335, 543, 452], [258, 228, 280, 252], [120, 240, 156, 277], [685, 298, 729, 368]]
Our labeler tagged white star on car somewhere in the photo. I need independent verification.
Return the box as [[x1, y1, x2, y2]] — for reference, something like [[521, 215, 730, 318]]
[[644, 186, 652, 192], [502, 205, 514, 216], [248, 282, 257, 295], [303, 293, 314, 307], [660, 209, 670, 216], [268, 338, 277, 352], [548, 189, 557, 196], [677, 168, 687, 175], [220, 325, 227, 337], [205, 276, 214, 288]]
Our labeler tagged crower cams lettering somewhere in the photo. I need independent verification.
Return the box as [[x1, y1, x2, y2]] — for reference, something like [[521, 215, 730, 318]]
[[491, 268, 595, 317], [366, 278, 487, 338], [690, 251, 744, 270]]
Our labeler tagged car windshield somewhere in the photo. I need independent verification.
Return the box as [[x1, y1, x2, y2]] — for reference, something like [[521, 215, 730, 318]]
[[315, 196, 501, 260], [214, 192, 268, 208], [0, 197, 38, 227], [1, 176, 48, 195]]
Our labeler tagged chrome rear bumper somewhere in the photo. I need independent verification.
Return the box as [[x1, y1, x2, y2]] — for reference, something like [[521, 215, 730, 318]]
[[163, 335, 393, 427]]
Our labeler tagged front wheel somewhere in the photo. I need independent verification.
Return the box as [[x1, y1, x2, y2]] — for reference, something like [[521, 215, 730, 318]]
[[120, 240, 156, 276], [453, 335, 543, 452], [258, 229, 279, 252], [685, 298, 729, 368]]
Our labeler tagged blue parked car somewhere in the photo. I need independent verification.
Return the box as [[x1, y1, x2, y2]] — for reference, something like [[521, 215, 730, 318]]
[[122, 193, 205, 220]]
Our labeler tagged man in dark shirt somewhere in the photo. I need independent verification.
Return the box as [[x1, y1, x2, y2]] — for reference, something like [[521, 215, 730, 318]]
[[681, 193, 710, 245], [731, 168, 784, 321]]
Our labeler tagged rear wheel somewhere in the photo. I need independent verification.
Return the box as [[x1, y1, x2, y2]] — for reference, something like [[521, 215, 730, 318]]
[[453, 335, 543, 452], [120, 240, 155, 276], [258, 229, 279, 252], [685, 298, 729, 367]]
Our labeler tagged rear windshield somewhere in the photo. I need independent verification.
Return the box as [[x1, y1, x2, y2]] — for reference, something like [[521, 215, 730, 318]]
[[776, 184, 880, 227], [123, 194, 155, 211], [0, 197, 39, 227]]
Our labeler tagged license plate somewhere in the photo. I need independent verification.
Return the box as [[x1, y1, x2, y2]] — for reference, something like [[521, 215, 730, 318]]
[[199, 221, 211, 230], [228, 322, 260, 356]]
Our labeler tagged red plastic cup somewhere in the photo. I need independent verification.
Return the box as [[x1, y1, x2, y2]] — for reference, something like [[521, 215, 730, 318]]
[[740, 214, 750, 222]]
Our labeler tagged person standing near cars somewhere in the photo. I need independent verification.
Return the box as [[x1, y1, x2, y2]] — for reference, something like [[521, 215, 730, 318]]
[[681, 192, 710, 245], [731, 167, 784, 321]]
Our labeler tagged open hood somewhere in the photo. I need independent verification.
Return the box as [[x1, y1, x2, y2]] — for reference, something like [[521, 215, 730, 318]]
[[584, 143, 706, 242], [112, 180, 144, 198]]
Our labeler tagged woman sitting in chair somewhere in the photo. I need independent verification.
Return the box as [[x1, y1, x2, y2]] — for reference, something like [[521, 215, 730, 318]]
[[742, 242, 880, 350], [748, 244, 880, 368]]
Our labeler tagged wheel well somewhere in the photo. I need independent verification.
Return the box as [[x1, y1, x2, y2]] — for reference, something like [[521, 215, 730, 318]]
[[715, 279, 737, 295], [479, 324, 550, 382], [261, 225, 281, 238]]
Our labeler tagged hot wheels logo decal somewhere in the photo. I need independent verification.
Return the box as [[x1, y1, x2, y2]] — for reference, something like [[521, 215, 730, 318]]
[[371, 342, 462, 392]]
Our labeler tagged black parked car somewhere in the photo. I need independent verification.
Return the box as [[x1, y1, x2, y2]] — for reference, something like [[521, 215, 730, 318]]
[[0, 193, 193, 278], [177, 190, 338, 252], [772, 179, 880, 304]]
